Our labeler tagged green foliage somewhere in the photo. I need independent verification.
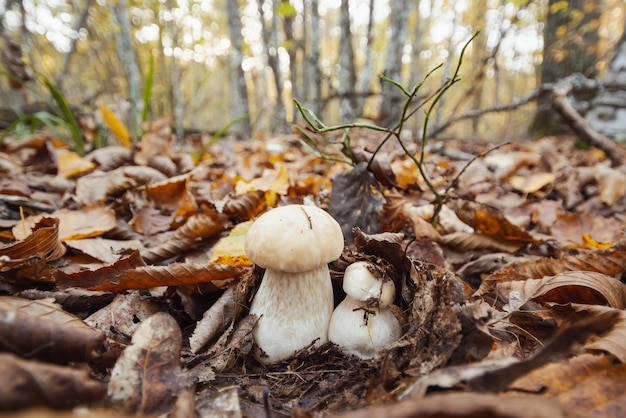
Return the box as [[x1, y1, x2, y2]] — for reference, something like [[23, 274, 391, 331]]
[[0, 72, 85, 155], [276, 2, 297, 18], [142, 53, 155, 128], [191, 114, 249, 164], [294, 32, 478, 224]]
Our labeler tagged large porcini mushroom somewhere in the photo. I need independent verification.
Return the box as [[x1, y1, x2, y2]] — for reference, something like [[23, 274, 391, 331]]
[[328, 261, 401, 359], [244, 204, 344, 364]]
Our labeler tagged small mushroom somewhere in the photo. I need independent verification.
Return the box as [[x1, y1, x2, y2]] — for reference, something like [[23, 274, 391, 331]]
[[244, 204, 344, 364], [328, 261, 402, 359]]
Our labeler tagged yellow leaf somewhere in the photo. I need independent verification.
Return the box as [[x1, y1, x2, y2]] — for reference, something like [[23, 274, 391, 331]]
[[209, 221, 254, 267], [56, 149, 96, 179], [581, 234, 612, 250], [100, 105, 131, 148]]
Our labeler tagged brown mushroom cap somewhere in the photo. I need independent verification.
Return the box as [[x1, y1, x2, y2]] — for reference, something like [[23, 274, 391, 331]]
[[244, 204, 344, 273]]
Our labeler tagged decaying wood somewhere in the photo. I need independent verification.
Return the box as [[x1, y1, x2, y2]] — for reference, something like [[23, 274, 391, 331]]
[[551, 74, 626, 166]]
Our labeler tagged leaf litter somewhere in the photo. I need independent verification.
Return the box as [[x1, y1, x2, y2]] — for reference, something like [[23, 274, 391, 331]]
[[1, 128, 626, 417]]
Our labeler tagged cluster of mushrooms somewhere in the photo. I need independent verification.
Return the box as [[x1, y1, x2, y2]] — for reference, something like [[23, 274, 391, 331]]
[[244, 204, 402, 365]]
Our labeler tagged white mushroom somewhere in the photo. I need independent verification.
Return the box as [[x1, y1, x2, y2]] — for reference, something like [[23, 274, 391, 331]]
[[328, 261, 402, 359], [244, 204, 344, 364]]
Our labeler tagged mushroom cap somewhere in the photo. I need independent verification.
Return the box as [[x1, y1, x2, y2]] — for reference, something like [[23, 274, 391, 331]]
[[245, 204, 344, 273], [343, 261, 396, 307], [328, 296, 402, 359]]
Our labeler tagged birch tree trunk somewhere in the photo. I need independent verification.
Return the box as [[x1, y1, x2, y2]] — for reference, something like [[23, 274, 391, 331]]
[[530, 0, 600, 136], [307, 0, 322, 116], [166, 0, 183, 141], [338, 0, 356, 122], [56, 0, 93, 93], [227, 0, 252, 137], [111, 0, 142, 138], [257, 0, 288, 133], [356, 0, 374, 117], [378, 0, 408, 126], [271, 1, 288, 132]]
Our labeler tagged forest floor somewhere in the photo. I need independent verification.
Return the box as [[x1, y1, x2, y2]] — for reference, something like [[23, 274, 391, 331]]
[[1, 123, 626, 418]]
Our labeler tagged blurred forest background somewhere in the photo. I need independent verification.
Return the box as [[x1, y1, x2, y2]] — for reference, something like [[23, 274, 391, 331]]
[[0, 0, 625, 143]]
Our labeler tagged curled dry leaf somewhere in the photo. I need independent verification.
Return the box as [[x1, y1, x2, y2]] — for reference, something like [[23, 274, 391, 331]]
[[75, 166, 167, 206], [449, 199, 537, 243], [86, 262, 246, 292], [108, 312, 188, 415], [552, 304, 626, 363], [477, 243, 626, 296], [594, 163, 626, 205], [0, 296, 106, 364], [141, 211, 229, 264], [2, 217, 65, 262], [221, 190, 268, 221], [54, 249, 147, 290], [0, 353, 106, 411], [439, 231, 524, 253]]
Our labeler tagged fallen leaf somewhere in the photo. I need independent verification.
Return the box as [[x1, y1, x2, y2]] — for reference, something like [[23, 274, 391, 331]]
[[108, 312, 188, 414], [0, 353, 106, 410], [0, 296, 105, 364]]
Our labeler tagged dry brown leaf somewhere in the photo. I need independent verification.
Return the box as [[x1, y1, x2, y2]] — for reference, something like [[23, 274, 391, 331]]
[[84, 292, 161, 340], [64, 238, 144, 264], [509, 172, 556, 194], [532, 272, 626, 309], [550, 304, 626, 363], [0, 353, 106, 410], [235, 163, 290, 195], [75, 166, 167, 205], [87, 262, 246, 292], [221, 190, 268, 221], [2, 217, 65, 262], [12, 206, 117, 241], [440, 231, 525, 253], [134, 118, 175, 166], [514, 352, 626, 418], [141, 211, 229, 264], [189, 285, 237, 353], [54, 249, 147, 290], [55, 149, 96, 178], [339, 392, 573, 418], [0, 296, 105, 363], [108, 312, 188, 414], [594, 163, 626, 205], [146, 173, 196, 213], [476, 241, 626, 297], [449, 199, 538, 243]]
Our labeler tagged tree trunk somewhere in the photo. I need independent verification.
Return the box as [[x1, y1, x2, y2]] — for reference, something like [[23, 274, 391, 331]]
[[530, 0, 600, 136], [308, 0, 322, 116], [338, 0, 356, 122], [585, 33, 626, 143], [111, 0, 142, 138], [226, 0, 252, 137], [56, 0, 93, 93], [378, 0, 408, 126], [166, 0, 184, 141], [356, 0, 375, 117]]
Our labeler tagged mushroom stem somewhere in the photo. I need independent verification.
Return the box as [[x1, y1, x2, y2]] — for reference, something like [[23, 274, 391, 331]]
[[249, 264, 334, 364]]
